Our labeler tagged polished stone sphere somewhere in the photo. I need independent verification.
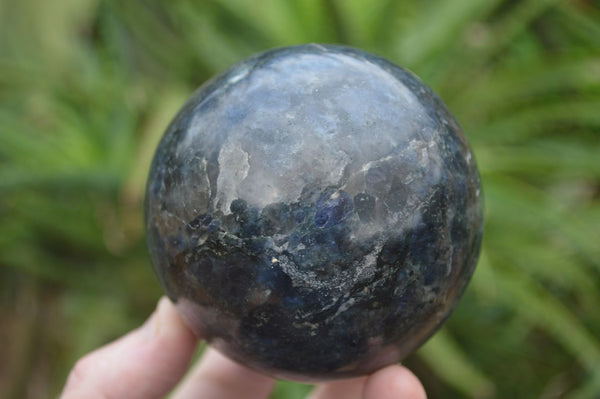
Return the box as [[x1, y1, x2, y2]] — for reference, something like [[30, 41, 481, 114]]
[[145, 44, 483, 381]]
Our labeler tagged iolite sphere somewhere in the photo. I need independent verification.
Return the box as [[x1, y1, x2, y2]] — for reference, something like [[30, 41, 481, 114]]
[[145, 44, 483, 381]]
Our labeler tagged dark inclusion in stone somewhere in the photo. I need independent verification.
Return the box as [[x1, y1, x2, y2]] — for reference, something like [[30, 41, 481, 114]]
[[145, 44, 484, 381]]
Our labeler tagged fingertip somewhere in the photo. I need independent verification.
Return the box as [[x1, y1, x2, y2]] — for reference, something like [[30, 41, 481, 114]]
[[170, 348, 276, 399], [153, 296, 196, 342], [363, 365, 427, 399]]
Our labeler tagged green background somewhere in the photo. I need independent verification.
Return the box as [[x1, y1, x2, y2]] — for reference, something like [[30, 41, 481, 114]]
[[1, 0, 599, 398]]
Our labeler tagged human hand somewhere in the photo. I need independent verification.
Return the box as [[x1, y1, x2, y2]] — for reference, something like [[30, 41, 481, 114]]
[[61, 297, 427, 399]]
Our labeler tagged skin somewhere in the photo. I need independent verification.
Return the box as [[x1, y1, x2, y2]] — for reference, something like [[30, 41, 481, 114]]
[[61, 297, 427, 399]]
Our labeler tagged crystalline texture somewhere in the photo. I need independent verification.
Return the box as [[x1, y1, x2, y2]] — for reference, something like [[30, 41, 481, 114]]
[[145, 44, 484, 381]]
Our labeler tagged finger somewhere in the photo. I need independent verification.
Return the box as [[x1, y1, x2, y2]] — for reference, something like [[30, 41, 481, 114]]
[[171, 347, 275, 399], [307, 376, 369, 399], [61, 297, 197, 399], [363, 365, 427, 399]]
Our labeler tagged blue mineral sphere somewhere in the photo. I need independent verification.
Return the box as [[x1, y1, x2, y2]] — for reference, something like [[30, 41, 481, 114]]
[[145, 44, 483, 381]]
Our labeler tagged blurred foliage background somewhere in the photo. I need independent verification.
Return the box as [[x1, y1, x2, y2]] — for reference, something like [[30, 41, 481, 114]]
[[1, 0, 599, 398]]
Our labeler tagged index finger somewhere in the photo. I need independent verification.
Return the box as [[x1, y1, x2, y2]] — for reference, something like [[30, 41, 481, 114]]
[[61, 297, 197, 399]]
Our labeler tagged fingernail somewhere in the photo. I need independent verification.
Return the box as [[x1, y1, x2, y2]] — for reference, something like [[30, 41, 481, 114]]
[[141, 298, 165, 338], [154, 297, 171, 336]]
